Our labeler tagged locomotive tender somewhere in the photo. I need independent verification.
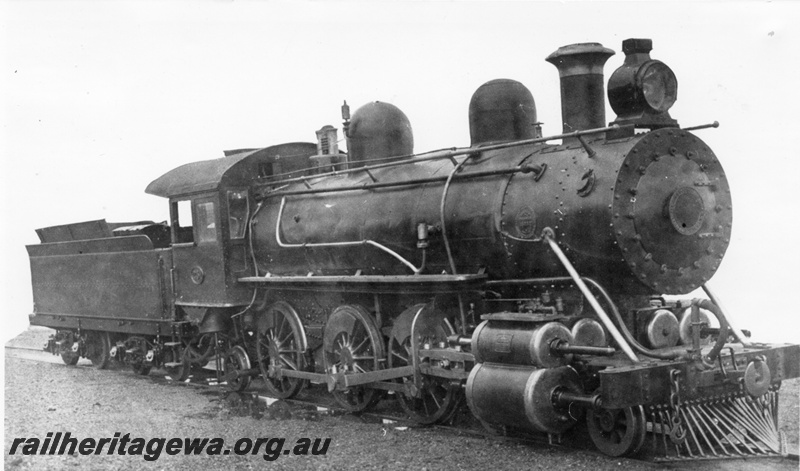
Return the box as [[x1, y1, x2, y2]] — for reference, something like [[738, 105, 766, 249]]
[[28, 38, 799, 459]]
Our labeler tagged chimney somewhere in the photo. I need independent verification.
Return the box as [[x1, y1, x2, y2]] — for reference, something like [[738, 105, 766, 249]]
[[545, 43, 615, 137]]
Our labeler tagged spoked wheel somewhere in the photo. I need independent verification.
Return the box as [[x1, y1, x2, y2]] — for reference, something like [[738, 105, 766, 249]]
[[59, 331, 80, 366], [323, 304, 385, 412], [163, 342, 191, 382], [256, 301, 308, 399], [126, 337, 152, 376], [388, 304, 462, 425], [587, 405, 647, 457], [223, 345, 252, 391], [86, 331, 111, 369]]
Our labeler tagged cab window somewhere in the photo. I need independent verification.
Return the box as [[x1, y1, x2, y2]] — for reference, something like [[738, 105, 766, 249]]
[[194, 200, 217, 243], [171, 200, 195, 243], [227, 190, 249, 239]]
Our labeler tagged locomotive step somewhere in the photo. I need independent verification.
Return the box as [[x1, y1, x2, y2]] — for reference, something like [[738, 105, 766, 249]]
[[163, 362, 182, 368], [163, 342, 182, 347]]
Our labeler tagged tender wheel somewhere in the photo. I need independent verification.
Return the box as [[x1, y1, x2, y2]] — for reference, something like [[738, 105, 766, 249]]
[[132, 361, 152, 376], [86, 331, 111, 369], [125, 337, 152, 376], [59, 331, 80, 366], [164, 362, 189, 381], [223, 345, 252, 391], [61, 351, 79, 366], [323, 304, 385, 412], [256, 302, 307, 399], [587, 405, 647, 457], [388, 304, 461, 425], [163, 343, 191, 381]]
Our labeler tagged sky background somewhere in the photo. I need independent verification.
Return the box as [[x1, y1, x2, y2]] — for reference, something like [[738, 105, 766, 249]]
[[2, 1, 799, 346]]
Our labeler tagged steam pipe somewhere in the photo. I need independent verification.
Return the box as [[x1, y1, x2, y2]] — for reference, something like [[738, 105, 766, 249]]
[[440, 156, 473, 275], [274, 196, 424, 275], [702, 283, 750, 346], [255, 124, 624, 196], [693, 298, 730, 366], [483, 275, 730, 362], [484, 275, 680, 360], [262, 164, 543, 198], [542, 231, 639, 362]]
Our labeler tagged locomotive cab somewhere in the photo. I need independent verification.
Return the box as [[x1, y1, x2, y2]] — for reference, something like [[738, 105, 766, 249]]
[[167, 192, 246, 307], [146, 142, 318, 311]]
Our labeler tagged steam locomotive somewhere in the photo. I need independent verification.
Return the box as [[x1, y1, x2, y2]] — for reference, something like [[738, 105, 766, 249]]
[[28, 38, 799, 460]]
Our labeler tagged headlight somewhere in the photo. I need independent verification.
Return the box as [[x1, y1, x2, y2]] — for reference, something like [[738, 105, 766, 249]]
[[608, 38, 679, 129], [639, 61, 677, 112]]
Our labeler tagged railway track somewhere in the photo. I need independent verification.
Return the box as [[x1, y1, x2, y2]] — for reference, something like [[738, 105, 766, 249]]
[[7, 343, 798, 466]]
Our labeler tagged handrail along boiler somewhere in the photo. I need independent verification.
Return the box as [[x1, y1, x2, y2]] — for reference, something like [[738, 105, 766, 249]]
[[28, 38, 799, 460]]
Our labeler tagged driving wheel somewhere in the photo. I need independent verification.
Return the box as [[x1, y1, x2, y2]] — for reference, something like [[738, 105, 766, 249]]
[[256, 301, 307, 399], [323, 304, 385, 412], [587, 405, 647, 457], [388, 304, 462, 425]]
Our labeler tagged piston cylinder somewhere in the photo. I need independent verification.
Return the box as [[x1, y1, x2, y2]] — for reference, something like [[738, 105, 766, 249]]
[[570, 318, 607, 347], [472, 319, 573, 367], [639, 309, 679, 349], [465, 363, 581, 434]]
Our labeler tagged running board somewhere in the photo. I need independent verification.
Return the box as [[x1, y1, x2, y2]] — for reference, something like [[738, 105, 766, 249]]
[[238, 274, 487, 294]]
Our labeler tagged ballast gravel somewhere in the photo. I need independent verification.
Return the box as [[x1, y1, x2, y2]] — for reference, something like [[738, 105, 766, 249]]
[[4, 328, 798, 470]]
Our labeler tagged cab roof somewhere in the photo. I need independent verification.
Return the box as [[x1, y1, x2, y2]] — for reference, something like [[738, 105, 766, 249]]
[[145, 142, 316, 199]]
